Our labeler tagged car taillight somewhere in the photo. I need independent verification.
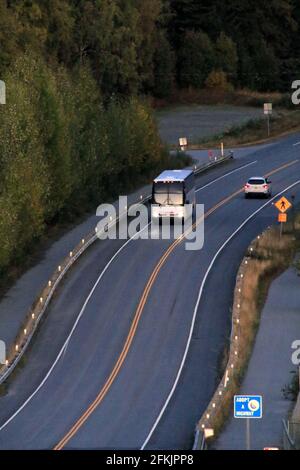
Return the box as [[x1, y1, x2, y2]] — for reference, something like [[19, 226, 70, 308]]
[[263, 184, 268, 189], [245, 184, 250, 188]]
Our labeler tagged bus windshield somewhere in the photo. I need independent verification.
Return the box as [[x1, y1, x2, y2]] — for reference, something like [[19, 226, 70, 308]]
[[153, 181, 184, 205]]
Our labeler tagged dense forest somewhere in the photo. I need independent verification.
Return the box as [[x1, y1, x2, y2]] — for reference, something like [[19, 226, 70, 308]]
[[0, 0, 299, 277]]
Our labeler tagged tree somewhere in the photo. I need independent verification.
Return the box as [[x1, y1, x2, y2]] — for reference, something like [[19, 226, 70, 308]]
[[10, 1, 48, 54], [0, 1, 20, 74], [44, 0, 75, 64], [252, 41, 280, 91], [135, 0, 164, 92], [153, 31, 175, 98], [169, 0, 223, 41], [0, 54, 49, 268], [177, 30, 215, 89], [71, 0, 141, 95], [205, 70, 233, 91]]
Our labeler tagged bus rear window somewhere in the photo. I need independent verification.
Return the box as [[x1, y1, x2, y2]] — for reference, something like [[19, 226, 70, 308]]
[[153, 181, 184, 205]]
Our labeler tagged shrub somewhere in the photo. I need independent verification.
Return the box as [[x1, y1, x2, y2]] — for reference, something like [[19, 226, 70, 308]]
[[205, 70, 234, 91]]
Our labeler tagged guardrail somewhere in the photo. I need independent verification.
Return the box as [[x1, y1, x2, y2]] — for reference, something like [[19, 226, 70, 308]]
[[193, 151, 233, 176], [192, 430, 207, 450], [0, 151, 233, 386]]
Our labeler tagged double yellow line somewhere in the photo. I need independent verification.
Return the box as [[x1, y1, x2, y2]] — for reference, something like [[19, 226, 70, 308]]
[[54, 159, 298, 450]]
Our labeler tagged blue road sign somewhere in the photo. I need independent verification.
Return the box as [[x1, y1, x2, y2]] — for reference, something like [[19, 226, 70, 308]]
[[234, 395, 262, 419]]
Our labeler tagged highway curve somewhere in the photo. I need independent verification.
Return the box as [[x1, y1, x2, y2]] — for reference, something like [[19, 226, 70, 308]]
[[0, 133, 300, 450]]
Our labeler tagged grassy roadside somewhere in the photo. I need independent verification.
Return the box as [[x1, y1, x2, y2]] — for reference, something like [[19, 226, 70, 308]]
[[196, 109, 300, 149], [202, 211, 300, 443]]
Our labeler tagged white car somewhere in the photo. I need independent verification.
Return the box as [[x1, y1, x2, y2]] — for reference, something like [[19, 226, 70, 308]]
[[244, 176, 272, 198]]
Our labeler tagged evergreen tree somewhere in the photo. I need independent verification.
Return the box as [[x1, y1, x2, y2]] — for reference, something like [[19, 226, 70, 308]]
[[215, 32, 238, 81], [153, 30, 175, 98], [178, 30, 215, 89]]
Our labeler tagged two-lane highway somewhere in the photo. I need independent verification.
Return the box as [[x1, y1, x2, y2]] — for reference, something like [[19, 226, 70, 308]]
[[0, 133, 300, 449]]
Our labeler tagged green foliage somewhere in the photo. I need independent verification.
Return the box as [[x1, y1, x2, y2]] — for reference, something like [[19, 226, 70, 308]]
[[252, 41, 280, 92], [0, 55, 49, 268], [71, 0, 141, 95], [153, 30, 175, 98], [1, 0, 298, 94], [215, 32, 238, 81], [170, 0, 299, 91], [135, 0, 167, 92], [205, 70, 233, 91], [1, 0, 300, 281], [103, 97, 164, 194]]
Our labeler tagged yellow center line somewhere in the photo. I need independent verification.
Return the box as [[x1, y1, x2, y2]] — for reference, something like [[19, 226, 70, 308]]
[[54, 158, 298, 450]]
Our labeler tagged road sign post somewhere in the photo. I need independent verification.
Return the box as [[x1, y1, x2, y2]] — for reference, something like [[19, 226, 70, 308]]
[[246, 417, 250, 451], [278, 213, 287, 238], [234, 395, 263, 450]]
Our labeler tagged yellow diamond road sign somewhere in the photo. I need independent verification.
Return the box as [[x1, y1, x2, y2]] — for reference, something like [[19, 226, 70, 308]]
[[274, 196, 292, 213]]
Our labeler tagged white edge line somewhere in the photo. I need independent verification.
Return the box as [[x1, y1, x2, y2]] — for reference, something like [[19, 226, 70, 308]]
[[195, 161, 257, 193], [140, 178, 300, 450], [0, 222, 150, 432], [1, 165, 295, 436]]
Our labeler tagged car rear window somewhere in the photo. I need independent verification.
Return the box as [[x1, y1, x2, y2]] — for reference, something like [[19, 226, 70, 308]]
[[248, 178, 265, 185]]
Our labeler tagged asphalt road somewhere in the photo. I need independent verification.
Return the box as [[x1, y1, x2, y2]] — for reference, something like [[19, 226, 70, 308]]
[[0, 133, 300, 449]]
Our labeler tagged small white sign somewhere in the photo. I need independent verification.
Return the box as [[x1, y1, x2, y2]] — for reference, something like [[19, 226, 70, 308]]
[[264, 103, 272, 115]]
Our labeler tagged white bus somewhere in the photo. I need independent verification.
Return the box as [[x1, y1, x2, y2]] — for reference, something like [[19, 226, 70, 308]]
[[151, 169, 195, 221]]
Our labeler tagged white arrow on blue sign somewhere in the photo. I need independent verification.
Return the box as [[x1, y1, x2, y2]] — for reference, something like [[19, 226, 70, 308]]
[[234, 395, 262, 419]]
